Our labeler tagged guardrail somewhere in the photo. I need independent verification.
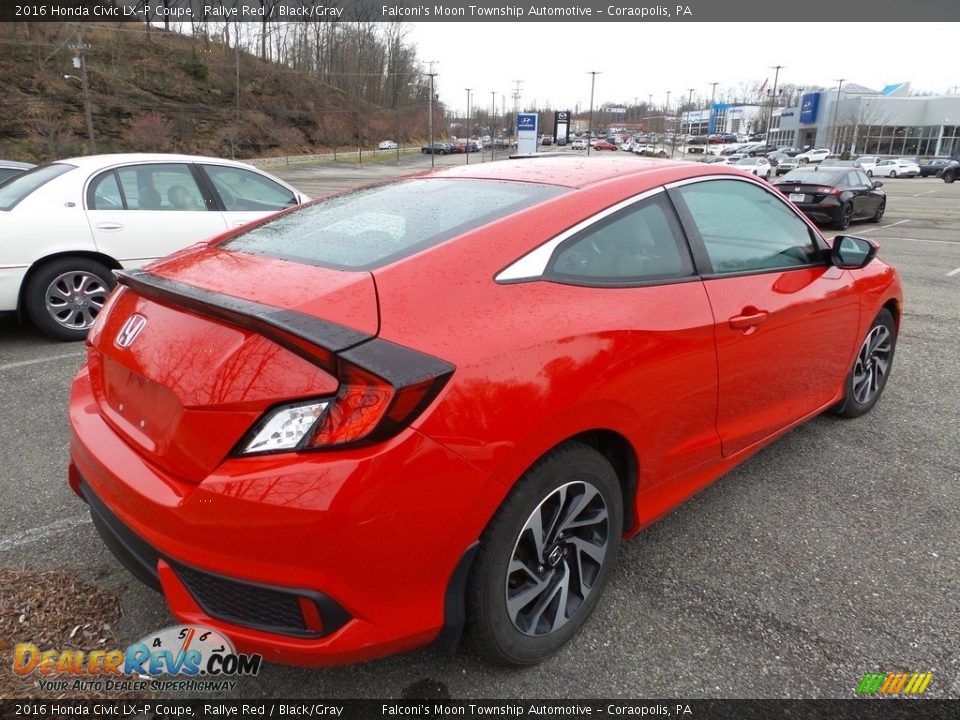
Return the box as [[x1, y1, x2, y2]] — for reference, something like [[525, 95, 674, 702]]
[[243, 147, 417, 168]]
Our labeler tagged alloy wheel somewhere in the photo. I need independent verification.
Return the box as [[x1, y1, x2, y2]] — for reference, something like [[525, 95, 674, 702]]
[[44, 271, 109, 330], [505, 481, 610, 637], [852, 324, 893, 405]]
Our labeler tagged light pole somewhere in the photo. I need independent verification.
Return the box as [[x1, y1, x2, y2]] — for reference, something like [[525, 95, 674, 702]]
[[356, 83, 364, 165], [586, 71, 600, 156], [767, 65, 785, 137], [832, 78, 846, 153], [664, 91, 671, 157], [707, 81, 719, 155], [465, 88, 473, 164]]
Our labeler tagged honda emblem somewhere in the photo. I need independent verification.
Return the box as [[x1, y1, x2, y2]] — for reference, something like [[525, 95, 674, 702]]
[[115, 314, 147, 348]]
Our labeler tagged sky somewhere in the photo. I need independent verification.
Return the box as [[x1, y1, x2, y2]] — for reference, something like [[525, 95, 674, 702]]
[[407, 22, 960, 115]]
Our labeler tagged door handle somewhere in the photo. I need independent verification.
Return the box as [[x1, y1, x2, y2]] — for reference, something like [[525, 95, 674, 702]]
[[94, 222, 124, 231], [728, 310, 769, 330]]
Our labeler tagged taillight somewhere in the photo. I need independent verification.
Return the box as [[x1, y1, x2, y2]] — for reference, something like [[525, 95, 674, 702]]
[[237, 348, 453, 455], [818, 186, 843, 195]]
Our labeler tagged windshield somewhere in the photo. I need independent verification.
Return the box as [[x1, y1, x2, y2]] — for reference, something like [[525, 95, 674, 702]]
[[0, 163, 75, 211], [222, 178, 566, 270]]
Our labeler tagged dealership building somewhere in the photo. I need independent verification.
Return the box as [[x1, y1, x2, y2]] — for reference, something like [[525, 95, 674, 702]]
[[679, 83, 960, 157], [768, 82, 960, 157]]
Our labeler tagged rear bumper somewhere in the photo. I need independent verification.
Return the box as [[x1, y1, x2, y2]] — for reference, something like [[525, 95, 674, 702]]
[[69, 365, 500, 666]]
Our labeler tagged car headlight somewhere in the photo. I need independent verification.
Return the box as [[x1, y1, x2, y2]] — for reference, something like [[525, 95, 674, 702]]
[[239, 400, 329, 454]]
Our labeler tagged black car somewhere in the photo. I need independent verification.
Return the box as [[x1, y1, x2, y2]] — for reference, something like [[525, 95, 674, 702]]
[[421, 142, 450, 155], [775, 166, 886, 229], [944, 164, 960, 183], [919, 158, 959, 178]]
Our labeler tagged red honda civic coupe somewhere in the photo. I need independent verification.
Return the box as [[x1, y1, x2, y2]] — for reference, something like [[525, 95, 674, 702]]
[[68, 157, 902, 667]]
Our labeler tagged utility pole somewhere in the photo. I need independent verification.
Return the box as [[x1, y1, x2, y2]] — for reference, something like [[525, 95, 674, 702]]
[[832, 78, 846, 153], [491, 90, 497, 162], [465, 88, 473, 165], [686, 88, 695, 139], [586, 71, 600, 156], [69, 27, 96, 154], [427, 61, 438, 168], [665, 90, 671, 156]]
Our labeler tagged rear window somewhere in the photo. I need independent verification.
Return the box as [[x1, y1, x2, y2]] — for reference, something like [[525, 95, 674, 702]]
[[222, 178, 566, 269], [779, 168, 845, 184], [0, 163, 75, 211]]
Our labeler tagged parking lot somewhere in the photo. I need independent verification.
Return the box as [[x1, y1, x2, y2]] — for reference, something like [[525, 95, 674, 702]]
[[1, 155, 958, 699]]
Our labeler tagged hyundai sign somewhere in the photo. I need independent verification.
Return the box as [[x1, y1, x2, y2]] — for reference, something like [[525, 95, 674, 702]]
[[800, 93, 821, 124], [516, 112, 538, 155]]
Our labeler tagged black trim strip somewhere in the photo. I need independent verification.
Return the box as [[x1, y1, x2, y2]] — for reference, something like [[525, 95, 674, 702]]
[[115, 268, 372, 361]]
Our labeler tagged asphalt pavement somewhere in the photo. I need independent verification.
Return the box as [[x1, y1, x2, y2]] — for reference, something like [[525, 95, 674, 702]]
[[1, 154, 957, 700]]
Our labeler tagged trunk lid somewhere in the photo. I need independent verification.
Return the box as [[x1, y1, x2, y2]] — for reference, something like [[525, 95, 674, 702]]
[[86, 248, 379, 482]]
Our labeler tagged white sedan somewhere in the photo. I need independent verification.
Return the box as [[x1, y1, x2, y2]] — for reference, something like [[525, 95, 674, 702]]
[[571, 139, 588, 150], [378, 140, 399, 150], [0, 153, 307, 340], [871, 158, 921, 178], [733, 156, 773, 179], [796, 148, 832, 164]]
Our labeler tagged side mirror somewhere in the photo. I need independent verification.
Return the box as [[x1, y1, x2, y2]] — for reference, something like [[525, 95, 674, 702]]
[[831, 235, 879, 269], [872, 180, 883, 189]]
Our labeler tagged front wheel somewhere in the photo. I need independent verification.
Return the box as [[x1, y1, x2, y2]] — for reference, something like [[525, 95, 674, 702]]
[[869, 199, 886, 223], [25, 257, 116, 341], [833, 309, 897, 418], [466, 443, 622, 666], [945, 170, 956, 184]]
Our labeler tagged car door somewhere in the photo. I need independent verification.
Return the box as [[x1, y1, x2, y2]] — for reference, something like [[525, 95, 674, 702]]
[[668, 176, 862, 457], [197, 164, 301, 230], [86, 163, 228, 264], [849, 170, 882, 219], [530, 190, 722, 490]]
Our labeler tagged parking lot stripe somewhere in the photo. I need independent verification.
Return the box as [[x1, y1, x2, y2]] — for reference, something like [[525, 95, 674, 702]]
[[0, 514, 90, 552], [946, 266, 960, 277], [0, 351, 84, 372], [881, 236, 960, 245], [878, 220, 911, 229]]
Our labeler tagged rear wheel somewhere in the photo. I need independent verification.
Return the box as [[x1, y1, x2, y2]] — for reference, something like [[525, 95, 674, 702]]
[[833, 309, 897, 418], [834, 202, 853, 230], [466, 443, 622, 666], [889, 170, 897, 178], [25, 257, 115, 341]]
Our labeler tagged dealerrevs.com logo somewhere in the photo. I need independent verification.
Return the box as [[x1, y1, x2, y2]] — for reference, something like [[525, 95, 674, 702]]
[[13, 625, 261, 693]]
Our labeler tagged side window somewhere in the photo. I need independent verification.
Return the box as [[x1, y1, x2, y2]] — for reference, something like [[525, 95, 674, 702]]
[[675, 179, 819, 274], [201, 165, 296, 212], [116, 164, 207, 211], [856, 171, 872, 187], [88, 170, 124, 210], [547, 194, 693, 282]]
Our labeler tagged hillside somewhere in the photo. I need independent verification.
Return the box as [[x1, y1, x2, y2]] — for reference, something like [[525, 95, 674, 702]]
[[0, 22, 436, 162]]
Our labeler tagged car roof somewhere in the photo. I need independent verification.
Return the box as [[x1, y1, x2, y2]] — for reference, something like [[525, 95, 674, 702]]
[[0, 159, 35, 170], [429, 155, 746, 189], [52, 153, 260, 171]]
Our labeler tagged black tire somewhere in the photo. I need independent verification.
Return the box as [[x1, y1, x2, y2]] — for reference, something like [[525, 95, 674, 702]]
[[833, 309, 897, 419], [834, 202, 853, 230], [945, 169, 956, 184], [866, 170, 873, 177], [869, 199, 886, 223], [466, 442, 623, 666], [889, 171, 897, 178], [25, 257, 115, 341]]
